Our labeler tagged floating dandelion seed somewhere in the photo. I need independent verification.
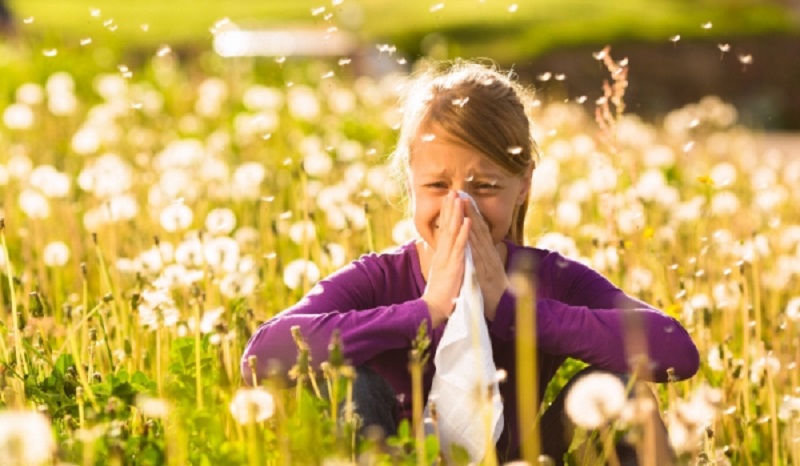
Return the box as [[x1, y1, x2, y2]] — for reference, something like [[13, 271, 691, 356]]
[[230, 388, 275, 424], [537, 72, 552, 81], [321, 71, 335, 79], [555, 73, 566, 81], [324, 12, 334, 20], [398, 57, 408, 65], [507, 146, 523, 155], [452, 97, 469, 107], [576, 95, 587, 104], [683, 141, 695, 152], [465, 174, 475, 182], [80, 38, 92, 46], [738, 54, 753, 65], [42, 49, 58, 57], [156, 45, 172, 57], [333, 0, 343, 4], [326, 26, 337, 33], [430, 3, 445, 12], [689, 118, 700, 128], [338, 58, 351, 66], [103, 19, 113, 27], [421, 133, 436, 142], [508, 4, 518, 13], [701, 21, 713, 29], [140, 23, 150, 32], [718, 43, 730, 53], [311, 6, 326, 16], [89, 8, 101, 17], [669, 35, 681, 43], [377, 44, 397, 54], [23, 16, 34, 24], [275, 56, 286, 64], [592, 49, 607, 60]]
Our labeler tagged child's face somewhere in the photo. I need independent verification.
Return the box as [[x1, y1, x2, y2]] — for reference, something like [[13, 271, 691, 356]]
[[408, 124, 532, 249]]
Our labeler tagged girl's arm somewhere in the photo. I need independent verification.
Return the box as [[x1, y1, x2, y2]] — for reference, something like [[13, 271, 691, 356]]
[[240, 259, 432, 384], [488, 250, 700, 382]]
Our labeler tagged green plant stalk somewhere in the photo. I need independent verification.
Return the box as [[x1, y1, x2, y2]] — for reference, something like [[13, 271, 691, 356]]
[[156, 324, 164, 397], [247, 413, 261, 466], [94, 238, 126, 348], [601, 424, 622, 466], [409, 354, 425, 466], [740, 272, 753, 466], [1, 225, 27, 376], [513, 270, 540, 463], [766, 368, 779, 466], [194, 301, 204, 409]]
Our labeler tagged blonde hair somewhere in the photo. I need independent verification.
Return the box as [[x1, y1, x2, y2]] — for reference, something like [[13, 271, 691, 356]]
[[390, 60, 541, 244]]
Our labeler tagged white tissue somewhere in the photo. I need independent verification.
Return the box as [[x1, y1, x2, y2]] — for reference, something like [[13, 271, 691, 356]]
[[424, 191, 504, 463]]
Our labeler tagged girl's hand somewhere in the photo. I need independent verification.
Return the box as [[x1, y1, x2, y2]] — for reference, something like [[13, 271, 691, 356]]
[[422, 191, 472, 328], [464, 199, 510, 321]]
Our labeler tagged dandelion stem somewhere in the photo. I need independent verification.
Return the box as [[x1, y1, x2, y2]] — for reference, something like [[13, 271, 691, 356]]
[[194, 300, 204, 409], [512, 253, 540, 463], [1, 222, 28, 376]]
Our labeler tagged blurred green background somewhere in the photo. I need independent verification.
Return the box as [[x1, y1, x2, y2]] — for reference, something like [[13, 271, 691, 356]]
[[8, 0, 798, 60], [4, 0, 800, 129]]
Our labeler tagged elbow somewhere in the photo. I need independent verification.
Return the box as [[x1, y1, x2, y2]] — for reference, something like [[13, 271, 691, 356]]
[[655, 336, 700, 382]]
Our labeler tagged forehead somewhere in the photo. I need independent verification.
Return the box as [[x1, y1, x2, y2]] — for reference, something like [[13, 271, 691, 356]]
[[409, 128, 507, 177]]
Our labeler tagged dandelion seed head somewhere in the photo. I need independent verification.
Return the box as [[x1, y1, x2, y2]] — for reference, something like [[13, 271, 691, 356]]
[[565, 372, 626, 429], [0, 410, 56, 465], [3, 103, 35, 130], [230, 388, 275, 424], [701, 21, 713, 29], [786, 297, 800, 321], [669, 35, 681, 43], [430, 3, 444, 13], [718, 43, 730, 52], [739, 54, 753, 65], [136, 395, 170, 419], [205, 208, 237, 235], [283, 259, 321, 290], [43, 241, 70, 267], [508, 4, 518, 13], [159, 203, 193, 232]]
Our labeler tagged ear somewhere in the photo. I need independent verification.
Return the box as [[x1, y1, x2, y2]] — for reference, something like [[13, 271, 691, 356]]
[[515, 164, 534, 205]]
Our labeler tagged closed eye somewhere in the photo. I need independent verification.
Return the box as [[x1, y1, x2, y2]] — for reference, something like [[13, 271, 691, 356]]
[[425, 182, 448, 189]]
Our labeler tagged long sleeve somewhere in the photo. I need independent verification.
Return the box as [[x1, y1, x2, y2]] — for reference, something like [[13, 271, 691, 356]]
[[489, 247, 699, 382], [241, 246, 432, 383]]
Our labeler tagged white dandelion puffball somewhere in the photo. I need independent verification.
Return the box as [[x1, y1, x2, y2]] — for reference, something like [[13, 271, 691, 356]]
[[287, 85, 320, 121], [16, 83, 44, 105], [565, 372, 627, 429], [43, 241, 70, 267], [288, 220, 317, 244], [159, 203, 193, 232], [205, 208, 237, 235], [230, 388, 275, 424], [0, 410, 56, 465], [18, 189, 51, 219], [2, 103, 35, 130], [283, 259, 321, 290], [787, 297, 800, 321], [136, 395, 170, 419]]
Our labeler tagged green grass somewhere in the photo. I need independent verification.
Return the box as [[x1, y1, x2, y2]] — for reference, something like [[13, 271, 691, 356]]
[[11, 0, 797, 61]]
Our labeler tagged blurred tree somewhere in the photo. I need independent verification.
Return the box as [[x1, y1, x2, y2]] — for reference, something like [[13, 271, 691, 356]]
[[0, 0, 13, 37]]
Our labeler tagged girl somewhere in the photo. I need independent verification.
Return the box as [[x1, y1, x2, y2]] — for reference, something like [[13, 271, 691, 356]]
[[241, 61, 700, 464]]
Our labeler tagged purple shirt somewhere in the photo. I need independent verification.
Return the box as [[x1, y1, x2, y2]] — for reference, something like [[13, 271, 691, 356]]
[[242, 240, 699, 454]]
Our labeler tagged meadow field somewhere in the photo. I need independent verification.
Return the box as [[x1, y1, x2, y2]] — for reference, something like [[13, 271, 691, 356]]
[[1, 2, 800, 465]]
